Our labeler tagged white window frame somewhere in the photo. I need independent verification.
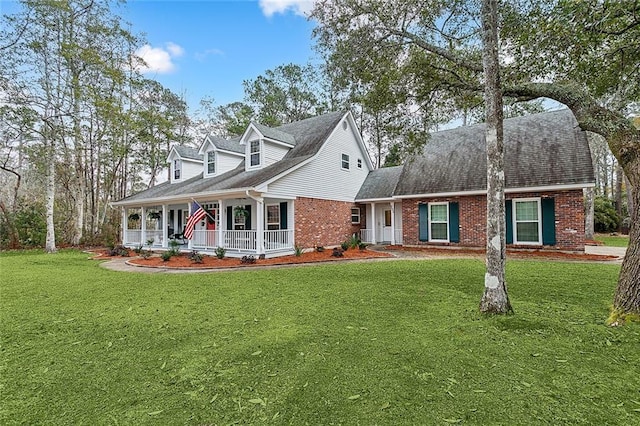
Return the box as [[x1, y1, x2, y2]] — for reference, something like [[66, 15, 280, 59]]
[[206, 151, 216, 176], [341, 153, 350, 170], [266, 204, 280, 231], [249, 140, 261, 168], [428, 202, 449, 242], [513, 198, 542, 245], [351, 207, 360, 224], [173, 159, 181, 180]]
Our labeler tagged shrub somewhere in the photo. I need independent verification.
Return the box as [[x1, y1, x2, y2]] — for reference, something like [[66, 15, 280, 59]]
[[108, 244, 129, 257], [188, 250, 204, 264], [161, 251, 173, 262], [214, 246, 226, 259], [134, 245, 143, 254], [594, 197, 621, 233], [168, 239, 181, 256], [294, 245, 303, 257], [140, 250, 152, 260], [341, 241, 349, 251], [241, 255, 256, 264], [358, 242, 367, 250], [315, 246, 325, 253], [348, 234, 361, 249], [332, 247, 344, 257]]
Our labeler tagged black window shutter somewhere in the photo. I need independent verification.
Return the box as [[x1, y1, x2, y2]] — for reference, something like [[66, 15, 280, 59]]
[[541, 198, 556, 245], [449, 202, 460, 243], [279, 202, 288, 230], [226, 206, 233, 230], [245, 205, 252, 229], [418, 204, 429, 242], [505, 200, 513, 244]]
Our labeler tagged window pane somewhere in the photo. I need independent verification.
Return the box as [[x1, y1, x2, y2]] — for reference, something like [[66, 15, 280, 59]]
[[431, 223, 448, 240], [384, 210, 391, 226], [515, 201, 538, 221], [267, 205, 280, 224], [351, 208, 360, 223], [430, 204, 447, 222], [342, 153, 349, 169], [516, 222, 539, 242], [251, 153, 260, 166]]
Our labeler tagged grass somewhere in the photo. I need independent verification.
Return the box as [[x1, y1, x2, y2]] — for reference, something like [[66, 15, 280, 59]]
[[595, 233, 630, 247], [1, 250, 639, 424]]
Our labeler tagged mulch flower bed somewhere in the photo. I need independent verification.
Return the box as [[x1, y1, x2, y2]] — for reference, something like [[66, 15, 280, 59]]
[[382, 245, 619, 262], [91, 248, 393, 269]]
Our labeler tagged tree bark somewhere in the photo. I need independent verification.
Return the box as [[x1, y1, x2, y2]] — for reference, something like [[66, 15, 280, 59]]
[[45, 138, 57, 253], [479, 0, 512, 314], [613, 187, 640, 314], [584, 187, 595, 240]]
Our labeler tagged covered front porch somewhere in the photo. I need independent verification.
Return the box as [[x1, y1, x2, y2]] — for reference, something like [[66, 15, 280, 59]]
[[121, 193, 295, 258], [358, 201, 403, 245]]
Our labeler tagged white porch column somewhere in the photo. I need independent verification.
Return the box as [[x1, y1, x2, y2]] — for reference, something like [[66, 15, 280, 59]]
[[141, 206, 146, 246], [121, 207, 127, 244], [162, 204, 168, 248], [256, 198, 265, 255], [390, 202, 396, 245], [371, 203, 377, 244], [218, 199, 224, 248]]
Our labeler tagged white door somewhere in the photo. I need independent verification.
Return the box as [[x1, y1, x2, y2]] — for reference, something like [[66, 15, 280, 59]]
[[382, 209, 392, 242]]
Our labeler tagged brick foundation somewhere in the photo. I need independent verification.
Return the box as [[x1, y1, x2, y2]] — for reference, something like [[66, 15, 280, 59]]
[[401, 190, 586, 251], [294, 197, 361, 249]]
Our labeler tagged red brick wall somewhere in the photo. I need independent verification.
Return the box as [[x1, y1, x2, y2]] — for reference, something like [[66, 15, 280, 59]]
[[401, 189, 586, 251], [294, 197, 361, 249]]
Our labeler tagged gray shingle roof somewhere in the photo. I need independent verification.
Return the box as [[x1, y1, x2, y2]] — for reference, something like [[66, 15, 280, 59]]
[[174, 145, 202, 161], [394, 109, 595, 196], [253, 123, 297, 146], [114, 111, 346, 205], [207, 135, 244, 154], [356, 166, 403, 200]]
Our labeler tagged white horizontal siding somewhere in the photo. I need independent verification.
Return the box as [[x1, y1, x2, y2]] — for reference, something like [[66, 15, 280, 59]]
[[269, 120, 371, 201], [203, 151, 243, 177], [181, 160, 202, 181], [263, 141, 290, 166]]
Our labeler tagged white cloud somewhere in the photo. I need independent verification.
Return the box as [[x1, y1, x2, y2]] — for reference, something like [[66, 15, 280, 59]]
[[134, 42, 184, 74], [259, 0, 314, 17], [195, 48, 225, 62], [166, 42, 185, 58]]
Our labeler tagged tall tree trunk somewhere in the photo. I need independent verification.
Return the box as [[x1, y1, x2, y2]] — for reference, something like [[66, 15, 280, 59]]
[[479, 0, 512, 314], [615, 164, 623, 222], [613, 187, 640, 315], [626, 174, 634, 221], [584, 187, 595, 240], [45, 138, 57, 253]]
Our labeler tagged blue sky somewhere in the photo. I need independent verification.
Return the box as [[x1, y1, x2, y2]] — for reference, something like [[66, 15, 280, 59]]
[[0, 0, 317, 112], [123, 0, 318, 112]]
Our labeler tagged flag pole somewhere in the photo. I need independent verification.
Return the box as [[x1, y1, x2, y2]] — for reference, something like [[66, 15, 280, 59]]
[[191, 198, 216, 222]]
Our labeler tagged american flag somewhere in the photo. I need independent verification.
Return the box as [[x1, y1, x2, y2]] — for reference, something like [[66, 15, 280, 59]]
[[183, 201, 207, 239]]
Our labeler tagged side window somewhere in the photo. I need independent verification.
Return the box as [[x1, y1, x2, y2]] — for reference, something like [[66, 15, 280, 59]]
[[429, 203, 449, 241], [250, 140, 261, 167], [341, 153, 350, 170], [351, 207, 360, 224]]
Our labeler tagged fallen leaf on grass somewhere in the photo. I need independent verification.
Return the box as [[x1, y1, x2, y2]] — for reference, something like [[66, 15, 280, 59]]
[[251, 350, 262, 356], [348, 394, 360, 400], [148, 410, 163, 416]]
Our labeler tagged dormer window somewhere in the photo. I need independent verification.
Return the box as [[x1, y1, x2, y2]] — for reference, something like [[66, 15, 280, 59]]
[[207, 151, 216, 175], [174, 159, 181, 180], [250, 140, 261, 167]]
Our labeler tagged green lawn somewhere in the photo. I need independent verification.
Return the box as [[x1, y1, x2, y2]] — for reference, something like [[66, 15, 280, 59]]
[[595, 233, 630, 247], [1, 250, 638, 425]]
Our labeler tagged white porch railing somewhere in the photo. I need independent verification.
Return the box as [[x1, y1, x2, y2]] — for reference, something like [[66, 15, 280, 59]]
[[191, 230, 219, 249], [360, 229, 373, 243], [124, 229, 142, 245], [394, 228, 403, 245], [145, 230, 164, 246], [265, 229, 294, 251], [225, 230, 257, 251], [359, 228, 403, 244]]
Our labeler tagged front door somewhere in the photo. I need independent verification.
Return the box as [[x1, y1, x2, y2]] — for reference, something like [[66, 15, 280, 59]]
[[382, 209, 392, 242]]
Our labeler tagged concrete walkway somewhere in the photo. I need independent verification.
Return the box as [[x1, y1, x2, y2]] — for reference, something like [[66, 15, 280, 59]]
[[97, 245, 626, 273]]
